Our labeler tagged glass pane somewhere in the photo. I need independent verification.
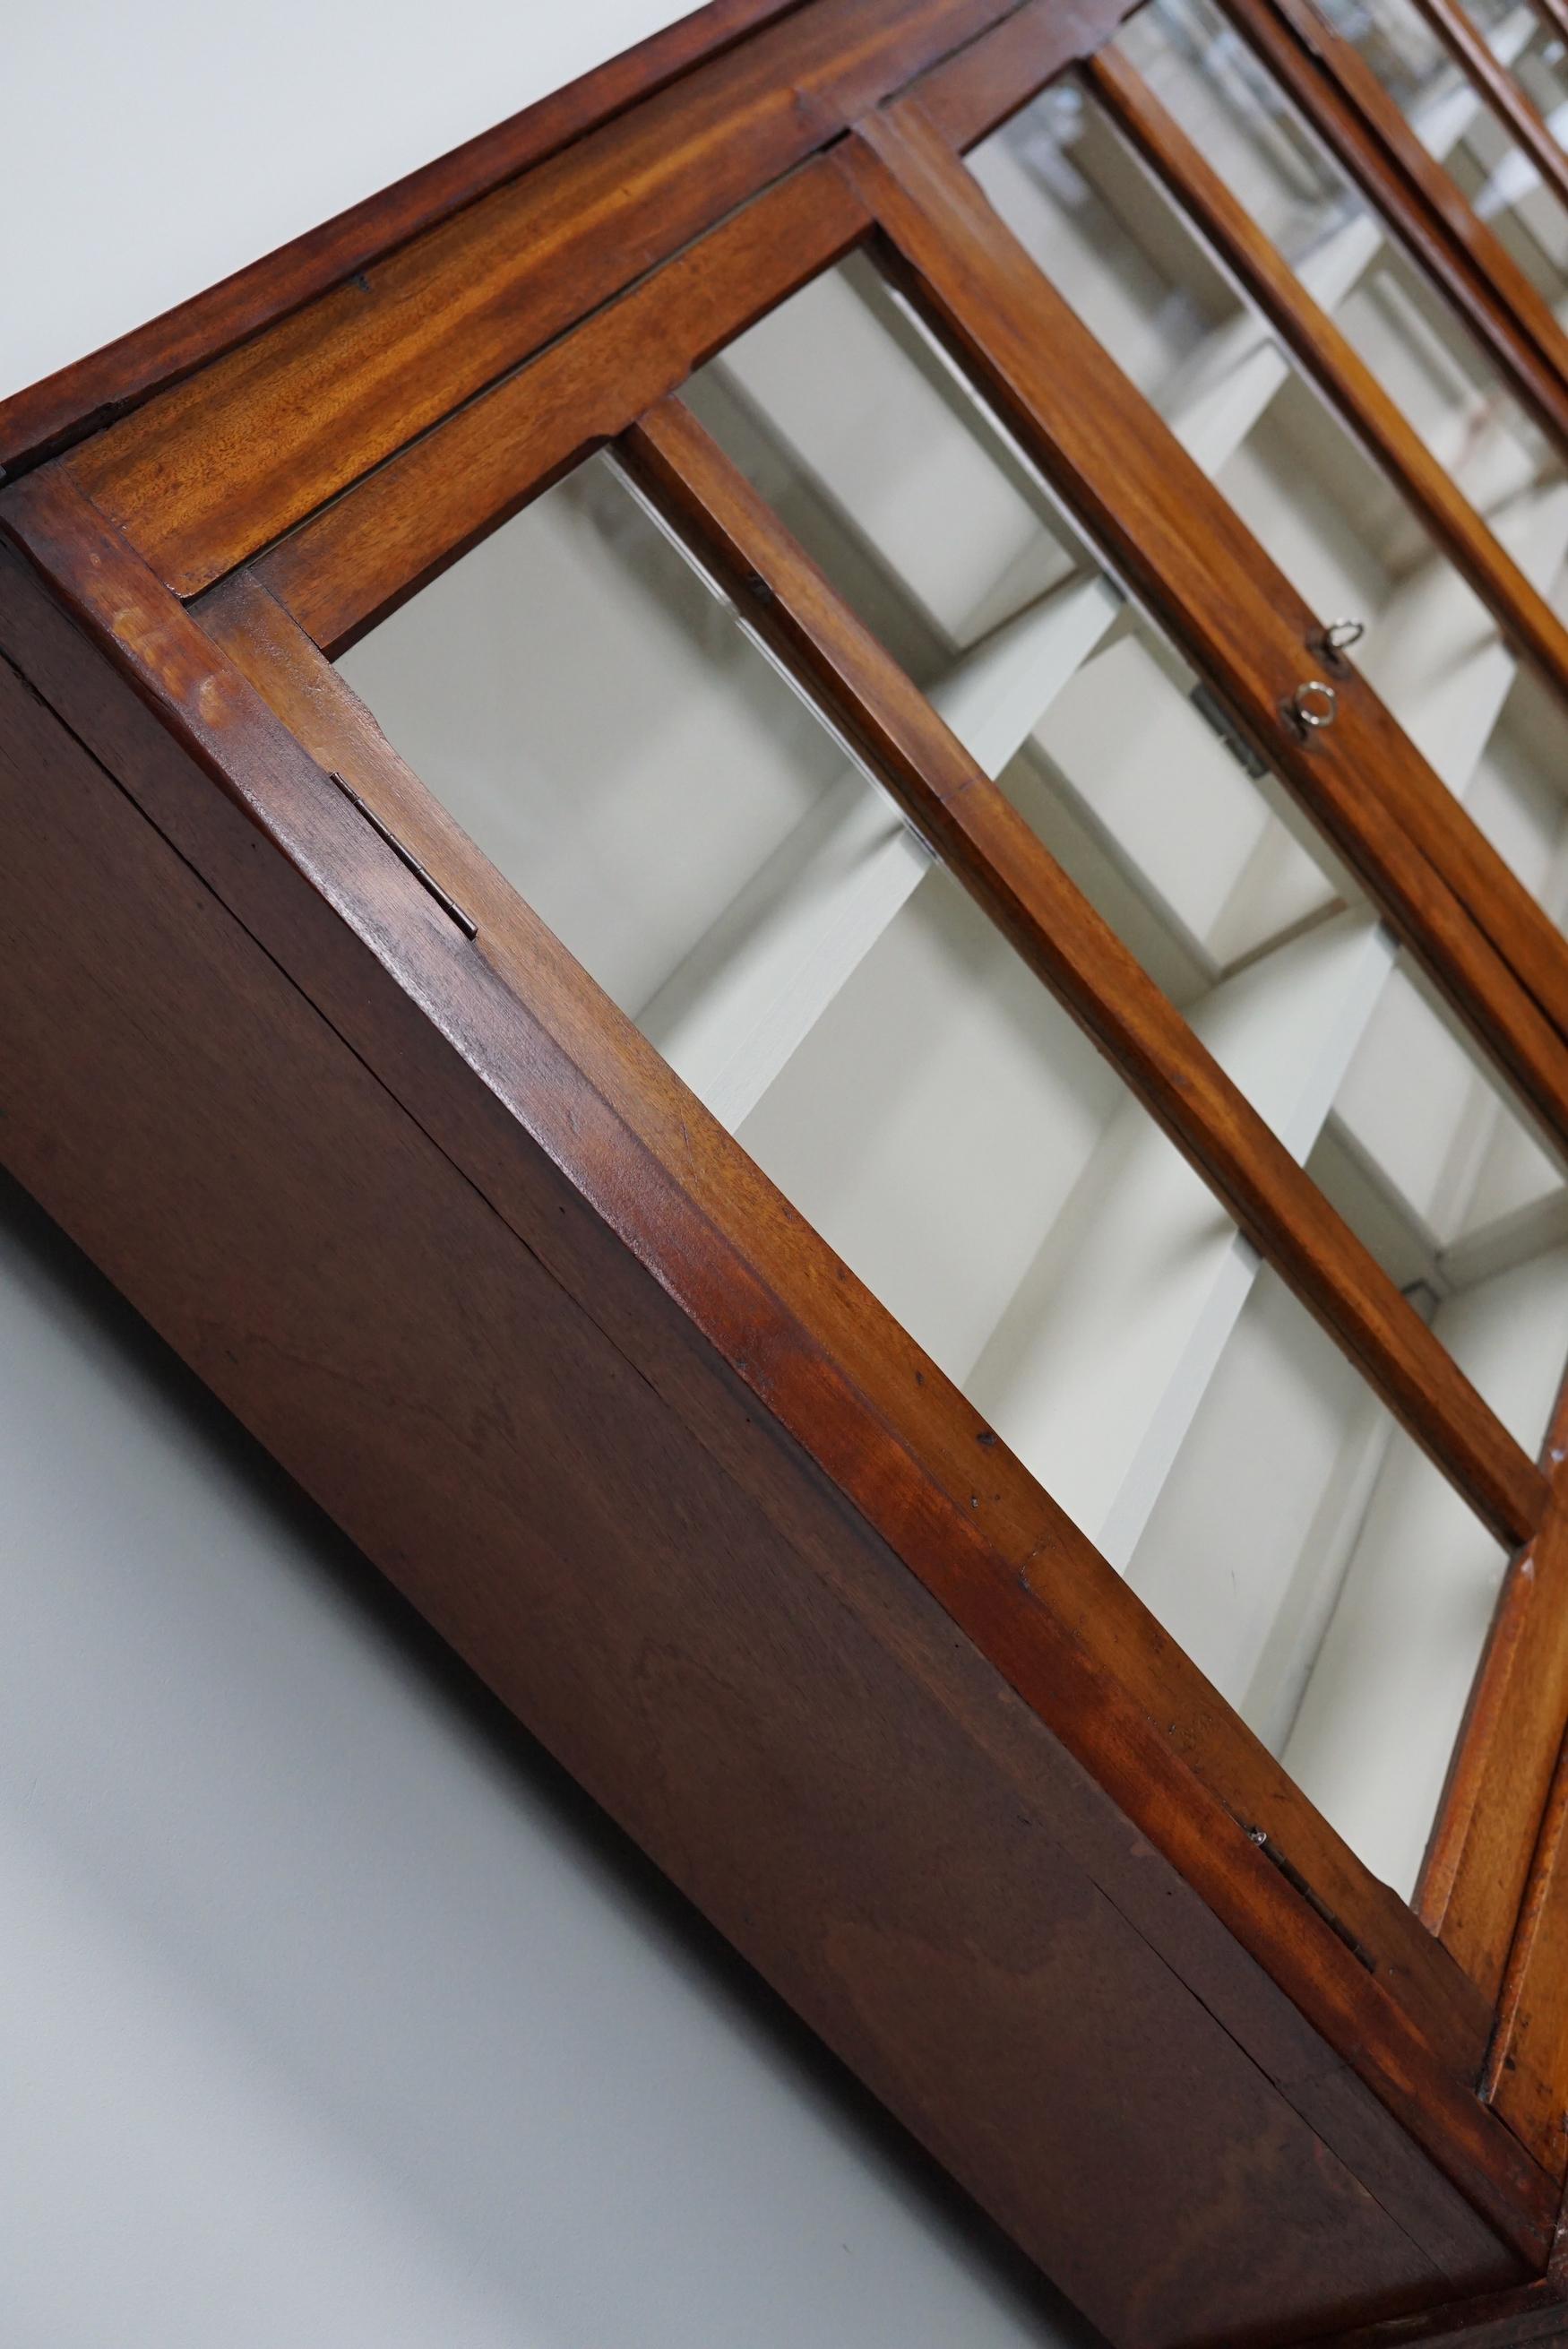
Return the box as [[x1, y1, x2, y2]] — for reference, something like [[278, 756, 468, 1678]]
[[1117, 0, 1568, 492], [1307, 932, 1568, 1317], [686, 244, 1567, 1222], [334, 436, 1564, 1904], [968, 50, 1568, 880], [1113, 0, 1360, 258], [1509, 13, 1568, 122], [340, 453, 858, 1031], [1308, 0, 1568, 307], [1314, 0, 1462, 111], [1127, 1248, 1564, 1899]]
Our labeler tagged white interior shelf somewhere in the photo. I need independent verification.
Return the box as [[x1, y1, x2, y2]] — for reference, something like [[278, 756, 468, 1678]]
[[336, 0, 1568, 1907]]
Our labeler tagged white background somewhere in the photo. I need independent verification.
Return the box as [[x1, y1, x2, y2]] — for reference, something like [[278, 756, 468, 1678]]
[[6, 0, 737, 398], [0, 7, 1092, 2343]]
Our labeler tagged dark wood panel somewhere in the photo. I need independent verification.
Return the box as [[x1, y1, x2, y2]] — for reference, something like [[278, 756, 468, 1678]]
[[1087, 45, 1568, 736], [62, 0, 1022, 596], [3, 644, 1497, 2349], [619, 391, 1540, 1549], [839, 105, 1568, 1162], [252, 160, 870, 656], [0, 0, 801, 478], [1297, 2276, 1568, 2348], [1, 469, 1549, 2271]]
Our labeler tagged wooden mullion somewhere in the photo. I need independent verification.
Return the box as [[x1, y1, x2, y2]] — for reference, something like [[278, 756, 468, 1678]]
[[1420, 1362, 1568, 2008], [1261, 0, 1568, 381], [1434, 1365, 1568, 2155], [618, 390, 1545, 1551], [1407, 0, 1568, 215], [997, 50, 1568, 2139], [1215, 0, 1568, 463], [834, 107, 1568, 1155], [1086, 44, 1568, 734]]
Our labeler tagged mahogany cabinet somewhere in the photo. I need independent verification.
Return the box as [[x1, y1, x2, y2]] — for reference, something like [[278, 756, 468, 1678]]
[[8, 2, 1568, 2340]]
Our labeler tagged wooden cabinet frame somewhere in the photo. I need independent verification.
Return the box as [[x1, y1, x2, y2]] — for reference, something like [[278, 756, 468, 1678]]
[[7, 2, 1568, 2338]]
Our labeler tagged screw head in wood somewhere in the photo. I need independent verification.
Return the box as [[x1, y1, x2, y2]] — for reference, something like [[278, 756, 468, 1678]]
[[1284, 678, 1338, 737]]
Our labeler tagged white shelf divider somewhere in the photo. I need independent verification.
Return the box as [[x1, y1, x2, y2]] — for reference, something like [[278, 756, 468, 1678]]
[[965, 911, 1395, 1568], [642, 573, 1124, 1127]]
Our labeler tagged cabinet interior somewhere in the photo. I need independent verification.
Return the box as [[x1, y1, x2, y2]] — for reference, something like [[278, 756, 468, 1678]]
[[332, 1, 1568, 1906], [1315, 0, 1568, 308]]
